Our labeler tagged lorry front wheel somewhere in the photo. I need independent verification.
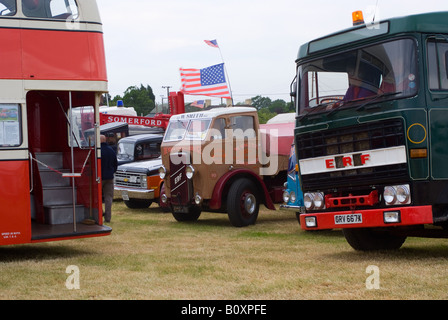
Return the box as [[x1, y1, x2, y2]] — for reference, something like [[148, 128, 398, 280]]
[[343, 228, 407, 251], [227, 178, 259, 227]]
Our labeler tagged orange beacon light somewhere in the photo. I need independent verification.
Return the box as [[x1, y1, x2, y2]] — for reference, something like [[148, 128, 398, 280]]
[[352, 11, 365, 26]]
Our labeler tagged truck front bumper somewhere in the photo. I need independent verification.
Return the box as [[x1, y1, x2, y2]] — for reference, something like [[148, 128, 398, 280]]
[[300, 206, 434, 230], [280, 204, 305, 212], [114, 186, 155, 201]]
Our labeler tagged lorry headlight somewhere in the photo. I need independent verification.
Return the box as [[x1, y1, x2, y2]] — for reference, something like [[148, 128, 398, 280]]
[[383, 186, 396, 205], [161, 193, 168, 203], [158, 166, 166, 179], [304, 193, 314, 210], [396, 185, 410, 204], [384, 185, 411, 205], [313, 192, 325, 210], [290, 191, 296, 203], [186, 165, 195, 179], [283, 190, 290, 203]]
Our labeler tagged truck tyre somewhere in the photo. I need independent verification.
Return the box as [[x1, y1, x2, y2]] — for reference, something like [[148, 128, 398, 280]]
[[124, 199, 152, 209], [343, 228, 407, 251], [172, 206, 201, 222], [227, 178, 260, 227]]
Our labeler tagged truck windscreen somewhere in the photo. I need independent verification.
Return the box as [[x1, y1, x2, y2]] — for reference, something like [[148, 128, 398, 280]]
[[164, 119, 211, 142], [297, 38, 418, 115]]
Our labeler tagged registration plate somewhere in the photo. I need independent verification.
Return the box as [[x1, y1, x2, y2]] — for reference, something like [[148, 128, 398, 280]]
[[121, 190, 129, 201], [334, 213, 362, 225]]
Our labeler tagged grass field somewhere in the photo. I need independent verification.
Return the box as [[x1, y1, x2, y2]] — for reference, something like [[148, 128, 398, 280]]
[[1, 201, 448, 300]]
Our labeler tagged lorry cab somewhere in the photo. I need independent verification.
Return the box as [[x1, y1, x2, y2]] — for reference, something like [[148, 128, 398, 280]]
[[293, 11, 448, 250], [159, 106, 293, 227]]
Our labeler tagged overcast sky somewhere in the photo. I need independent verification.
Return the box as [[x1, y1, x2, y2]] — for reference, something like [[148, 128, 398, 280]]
[[95, 0, 447, 106]]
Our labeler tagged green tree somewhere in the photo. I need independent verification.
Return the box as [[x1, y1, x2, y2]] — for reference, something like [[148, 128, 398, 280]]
[[122, 84, 155, 116], [251, 95, 272, 111], [257, 108, 276, 124]]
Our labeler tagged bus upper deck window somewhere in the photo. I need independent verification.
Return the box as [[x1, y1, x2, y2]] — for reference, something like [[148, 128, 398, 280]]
[[0, 0, 17, 16], [22, 0, 78, 19]]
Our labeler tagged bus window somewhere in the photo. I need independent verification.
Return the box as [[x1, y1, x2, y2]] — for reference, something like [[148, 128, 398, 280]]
[[0, 0, 16, 16], [428, 39, 448, 91], [0, 104, 21, 147], [22, 0, 78, 19]]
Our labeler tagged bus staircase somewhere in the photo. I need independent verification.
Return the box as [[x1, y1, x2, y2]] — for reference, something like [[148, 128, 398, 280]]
[[30, 151, 111, 241], [35, 152, 86, 225]]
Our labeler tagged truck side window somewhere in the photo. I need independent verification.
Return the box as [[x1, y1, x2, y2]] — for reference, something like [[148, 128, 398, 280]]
[[22, 0, 78, 19], [428, 38, 448, 91], [0, 0, 16, 16], [231, 115, 256, 139], [210, 118, 226, 140]]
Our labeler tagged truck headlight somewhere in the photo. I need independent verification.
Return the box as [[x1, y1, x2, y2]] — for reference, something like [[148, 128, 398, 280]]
[[186, 165, 195, 179], [304, 192, 325, 210], [384, 185, 410, 205], [283, 190, 290, 203], [396, 185, 410, 204], [383, 186, 396, 205], [290, 191, 296, 203], [158, 166, 166, 179], [304, 193, 314, 210]]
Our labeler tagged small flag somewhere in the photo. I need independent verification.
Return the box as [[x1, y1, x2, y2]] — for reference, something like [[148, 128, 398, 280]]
[[180, 63, 231, 99], [191, 100, 205, 108], [204, 39, 219, 48]]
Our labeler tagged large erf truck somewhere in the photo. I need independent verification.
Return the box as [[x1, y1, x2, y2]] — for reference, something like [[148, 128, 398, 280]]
[[159, 106, 293, 227], [293, 11, 448, 250]]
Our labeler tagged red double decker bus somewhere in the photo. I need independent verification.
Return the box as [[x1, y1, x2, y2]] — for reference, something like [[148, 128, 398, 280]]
[[0, 0, 111, 245]]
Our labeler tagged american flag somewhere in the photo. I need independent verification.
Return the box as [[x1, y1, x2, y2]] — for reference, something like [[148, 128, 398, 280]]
[[204, 39, 219, 48], [180, 63, 231, 99], [191, 100, 205, 108]]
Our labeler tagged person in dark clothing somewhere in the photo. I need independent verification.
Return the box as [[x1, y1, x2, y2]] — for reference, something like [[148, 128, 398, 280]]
[[101, 134, 118, 222]]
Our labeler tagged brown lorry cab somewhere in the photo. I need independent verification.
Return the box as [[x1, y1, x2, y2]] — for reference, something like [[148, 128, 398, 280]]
[[159, 106, 294, 227]]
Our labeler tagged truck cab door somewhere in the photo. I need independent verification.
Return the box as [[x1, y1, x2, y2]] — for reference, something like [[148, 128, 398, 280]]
[[426, 35, 448, 179]]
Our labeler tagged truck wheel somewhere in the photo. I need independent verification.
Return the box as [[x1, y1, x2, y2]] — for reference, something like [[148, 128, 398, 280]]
[[227, 178, 259, 227], [172, 206, 201, 222], [343, 228, 407, 251], [124, 199, 152, 209]]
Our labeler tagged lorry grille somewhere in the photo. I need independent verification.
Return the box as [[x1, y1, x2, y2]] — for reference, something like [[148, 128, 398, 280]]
[[115, 171, 146, 189], [169, 152, 191, 205], [296, 118, 408, 190]]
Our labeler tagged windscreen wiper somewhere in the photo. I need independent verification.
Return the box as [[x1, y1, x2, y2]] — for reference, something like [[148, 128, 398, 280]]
[[355, 91, 402, 111]]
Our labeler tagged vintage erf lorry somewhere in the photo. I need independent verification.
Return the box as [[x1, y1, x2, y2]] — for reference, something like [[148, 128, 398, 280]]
[[158, 106, 294, 227]]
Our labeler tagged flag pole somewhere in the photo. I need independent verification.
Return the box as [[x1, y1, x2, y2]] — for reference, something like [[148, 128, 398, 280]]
[[206, 40, 234, 105]]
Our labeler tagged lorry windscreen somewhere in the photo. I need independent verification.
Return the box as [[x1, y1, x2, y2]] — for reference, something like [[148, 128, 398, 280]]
[[297, 38, 418, 116], [164, 119, 212, 142]]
